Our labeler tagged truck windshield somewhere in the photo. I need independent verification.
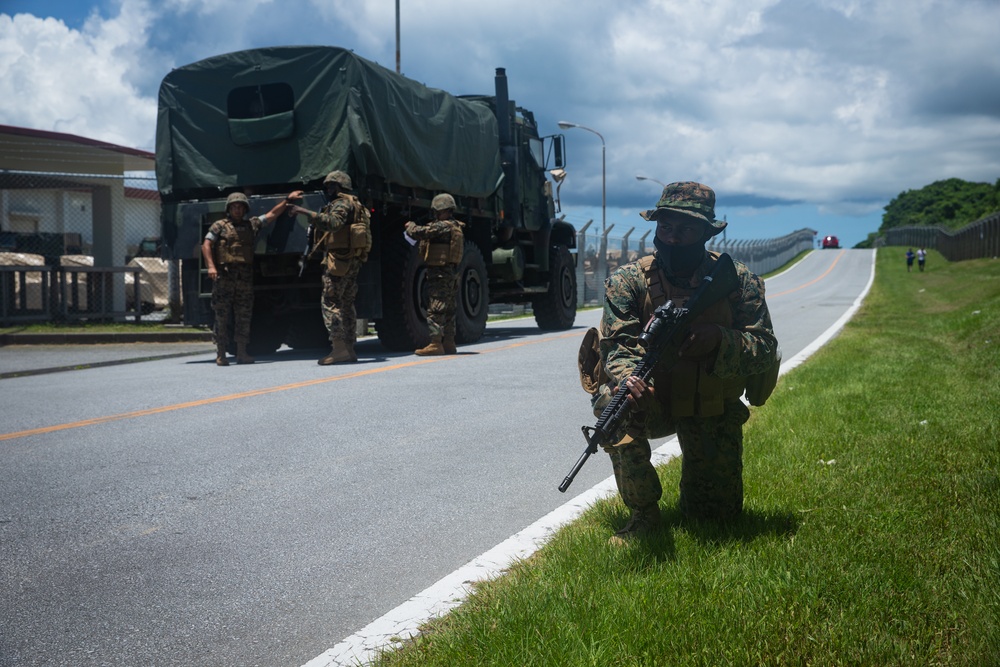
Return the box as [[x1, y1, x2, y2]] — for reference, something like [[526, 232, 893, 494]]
[[528, 137, 544, 169]]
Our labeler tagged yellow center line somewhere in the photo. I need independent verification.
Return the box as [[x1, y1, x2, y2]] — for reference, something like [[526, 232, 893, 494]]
[[768, 249, 845, 298], [0, 330, 581, 442]]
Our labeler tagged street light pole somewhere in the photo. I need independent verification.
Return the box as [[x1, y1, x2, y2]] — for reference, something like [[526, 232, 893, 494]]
[[558, 121, 605, 233], [395, 0, 401, 74], [635, 175, 666, 188]]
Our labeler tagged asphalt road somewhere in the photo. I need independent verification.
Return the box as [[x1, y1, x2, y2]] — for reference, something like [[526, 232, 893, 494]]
[[0, 249, 875, 667]]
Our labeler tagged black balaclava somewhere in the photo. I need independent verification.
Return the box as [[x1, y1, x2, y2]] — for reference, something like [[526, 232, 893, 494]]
[[654, 233, 708, 282]]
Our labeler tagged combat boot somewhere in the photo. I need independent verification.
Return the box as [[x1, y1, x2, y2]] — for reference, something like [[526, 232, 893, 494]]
[[236, 342, 255, 365], [608, 505, 661, 546], [414, 337, 444, 356], [215, 344, 229, 367], [318, 339, 354, 365], [443, 335, 457, 355]]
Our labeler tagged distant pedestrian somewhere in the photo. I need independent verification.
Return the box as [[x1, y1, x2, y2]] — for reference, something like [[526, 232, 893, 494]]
[[917, 248, 926, 272], [906, 248, 915, 272]]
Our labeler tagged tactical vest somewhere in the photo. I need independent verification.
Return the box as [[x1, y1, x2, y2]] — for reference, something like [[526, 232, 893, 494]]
[[419, 220, 465, 267], [638, 253, 746, 418], [215, 218, 256, 265], [318, 194, 373, 276], [577, 252, 746, 419]]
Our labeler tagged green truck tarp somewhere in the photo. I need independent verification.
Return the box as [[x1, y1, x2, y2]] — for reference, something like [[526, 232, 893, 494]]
[[156, 45, 504, 199]]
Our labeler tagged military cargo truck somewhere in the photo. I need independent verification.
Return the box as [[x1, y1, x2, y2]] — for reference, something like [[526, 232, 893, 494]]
[[155, 45, 576, 353]]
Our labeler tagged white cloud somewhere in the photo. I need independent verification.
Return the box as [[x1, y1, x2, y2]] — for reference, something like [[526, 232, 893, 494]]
[[0, 3, 159, 149]]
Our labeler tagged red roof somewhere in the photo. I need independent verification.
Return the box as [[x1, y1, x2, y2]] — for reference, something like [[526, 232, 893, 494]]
[[0, 123, 155, 162], [125, 186, 160, 201]]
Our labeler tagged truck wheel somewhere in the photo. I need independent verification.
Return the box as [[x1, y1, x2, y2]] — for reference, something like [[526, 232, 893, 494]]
[[376, 236, 430, 351], [455, 241, 489, 344], [533, 245, 577, 330]]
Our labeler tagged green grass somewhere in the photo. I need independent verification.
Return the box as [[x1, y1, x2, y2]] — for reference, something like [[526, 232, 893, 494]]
[[372, 248, 1000, 666], [0, 321, 206, 335]]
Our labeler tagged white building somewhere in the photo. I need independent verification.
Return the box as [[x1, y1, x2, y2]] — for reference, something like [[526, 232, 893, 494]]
[[0, 123, 157, 265]]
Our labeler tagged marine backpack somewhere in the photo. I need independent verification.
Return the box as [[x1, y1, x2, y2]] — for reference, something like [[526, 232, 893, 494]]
[[311, 194, 372, 275]]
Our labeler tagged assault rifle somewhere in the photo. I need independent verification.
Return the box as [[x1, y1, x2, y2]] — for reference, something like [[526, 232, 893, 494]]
[[558, 253, 739, 493], [298, 223, 316, 278]]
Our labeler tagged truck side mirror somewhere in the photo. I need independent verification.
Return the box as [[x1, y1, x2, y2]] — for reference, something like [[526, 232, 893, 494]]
[[549, 135, 565, 169]]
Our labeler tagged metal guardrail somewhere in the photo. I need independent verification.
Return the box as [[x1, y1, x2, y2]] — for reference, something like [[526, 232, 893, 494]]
[[574, 226, 817, 306], [0, 265, 149, 324], [0, 265, 53, 323], [708, 229, 817, 276]]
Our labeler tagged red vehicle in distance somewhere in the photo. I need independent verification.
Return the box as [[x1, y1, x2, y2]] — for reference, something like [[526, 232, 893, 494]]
[[822, 235, 840, 249]]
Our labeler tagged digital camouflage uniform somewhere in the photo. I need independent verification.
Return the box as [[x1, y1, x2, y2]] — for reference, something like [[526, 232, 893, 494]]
[[315, 193, 368, 348], [206, 215, 264, 347], [600, 242, 777, 520], [404, 217, 465, 341]]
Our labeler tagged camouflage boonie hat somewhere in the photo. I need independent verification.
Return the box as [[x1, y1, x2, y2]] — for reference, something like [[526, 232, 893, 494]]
[[323, 170, 352, 191], [431, 193, 456, 211], [225, 192, 249, 210], [640, 181, 727, 236]]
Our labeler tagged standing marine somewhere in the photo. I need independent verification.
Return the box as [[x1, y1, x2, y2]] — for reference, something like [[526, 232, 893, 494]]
[[592, 181, 778, 542], [201, 190, 302, 366], [289, 171, 372, 365], [404, 193, 465, 356]]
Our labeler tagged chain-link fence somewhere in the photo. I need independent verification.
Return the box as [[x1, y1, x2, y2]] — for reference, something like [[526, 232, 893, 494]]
[[0, 170, 171, 324], [878, 212, 1000, 261], [2, 167, 823, 325], [575, 224, 816, 307]]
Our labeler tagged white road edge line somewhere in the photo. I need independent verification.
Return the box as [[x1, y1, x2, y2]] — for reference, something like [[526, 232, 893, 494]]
[[303, 248, 878, 667]]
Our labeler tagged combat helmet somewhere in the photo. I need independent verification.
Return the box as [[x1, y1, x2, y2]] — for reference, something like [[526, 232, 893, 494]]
[[225, 192, 250, 213], [640, 181, 727, 237], [323, 170, 352, 191], [431, 193, 456, 211]]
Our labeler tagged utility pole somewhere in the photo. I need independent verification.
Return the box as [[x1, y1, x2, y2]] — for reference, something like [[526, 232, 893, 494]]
[[395, 0, 401, 74], [557, 121, 606, 233]]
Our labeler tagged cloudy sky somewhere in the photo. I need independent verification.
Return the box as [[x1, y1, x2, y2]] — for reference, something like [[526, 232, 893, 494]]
[[2, 0, 999, 248]]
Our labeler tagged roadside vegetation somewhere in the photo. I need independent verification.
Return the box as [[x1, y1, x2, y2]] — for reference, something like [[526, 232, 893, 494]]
[[0, 321, 205, 336], [372, 248, 1000, 666], [857, 176, 1000, 248], [882, 178, 1000, 231]]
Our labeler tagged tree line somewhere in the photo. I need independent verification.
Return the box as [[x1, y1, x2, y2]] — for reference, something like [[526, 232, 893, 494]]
[[857, 177, 1000, 248]]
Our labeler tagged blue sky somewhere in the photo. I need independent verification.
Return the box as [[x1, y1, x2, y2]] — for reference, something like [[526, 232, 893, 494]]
[[3, 0, 999, 249]]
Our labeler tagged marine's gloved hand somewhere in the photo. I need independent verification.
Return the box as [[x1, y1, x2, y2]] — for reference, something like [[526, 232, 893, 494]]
[[588, 377, 653, 451], [677, 323, 723, 360], [622, 376, 656, 412]]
